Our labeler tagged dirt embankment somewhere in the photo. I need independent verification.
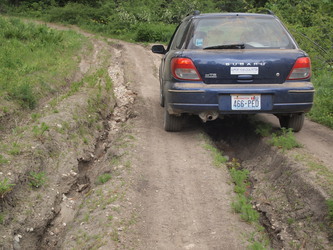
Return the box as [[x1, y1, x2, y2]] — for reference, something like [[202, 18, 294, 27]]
[[1, 24, 333, 250]]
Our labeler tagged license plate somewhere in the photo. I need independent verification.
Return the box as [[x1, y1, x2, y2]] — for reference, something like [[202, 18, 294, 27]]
[[231, 94, 261, 110], [231, 67, 259, 75]]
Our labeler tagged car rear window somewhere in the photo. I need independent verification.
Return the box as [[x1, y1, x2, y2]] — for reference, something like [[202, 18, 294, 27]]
[[186, 16, 296, 50]]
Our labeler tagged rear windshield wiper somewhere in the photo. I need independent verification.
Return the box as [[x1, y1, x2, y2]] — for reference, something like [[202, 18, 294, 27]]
[[203, 44, 245, 50]]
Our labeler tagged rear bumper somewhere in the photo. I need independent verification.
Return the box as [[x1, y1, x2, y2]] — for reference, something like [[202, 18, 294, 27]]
[[165, 81, 314, 115]]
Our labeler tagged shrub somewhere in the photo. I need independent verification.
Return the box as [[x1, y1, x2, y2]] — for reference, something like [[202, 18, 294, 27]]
[[309, 70, 333, 129], [270, 128, 301, 151], [135, 23, 175, 43]]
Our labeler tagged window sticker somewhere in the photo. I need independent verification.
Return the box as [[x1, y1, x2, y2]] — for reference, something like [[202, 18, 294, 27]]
[[195, 38, 203, 47]]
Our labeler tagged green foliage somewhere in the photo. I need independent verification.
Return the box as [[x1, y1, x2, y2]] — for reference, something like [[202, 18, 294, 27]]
[[204, 144, 228, 167], [0, 154, 9, 165], [270, 128, 301, 151], [309, 70, 333, 129], [232, 194, 260, 222], [254, 122, 272, 137], [327, 199, 333, 221], [28, 171, 46, 188], [265, 0, 333, 71], [135, 23, 175, 43], [2, 0, 333, 128], [0, 16, 84, 109], [8, 142, 20, 155], [227, 158, 260, 223], [0, 213, 4, 224], [32, 122, 49, 137], [0, 178, 15, 197], [97, 173, 112, 185], [229, 167, 250, 194], [31, 113, 42, 121], [247, 241, 267, 250]]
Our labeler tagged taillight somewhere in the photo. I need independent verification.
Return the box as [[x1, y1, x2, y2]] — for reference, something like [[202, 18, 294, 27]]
[[287, 57, 311, 80], [171, 58, 202, 81]]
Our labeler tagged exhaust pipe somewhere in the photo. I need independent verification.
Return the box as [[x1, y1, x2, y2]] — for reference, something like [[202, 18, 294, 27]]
[[199, 111, 219, 122]]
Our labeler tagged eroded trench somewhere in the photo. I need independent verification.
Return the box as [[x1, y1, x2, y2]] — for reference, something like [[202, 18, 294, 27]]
[[36, 124, 111, 249], [32, 43, 135, 249], [202, 116, 332, 249]]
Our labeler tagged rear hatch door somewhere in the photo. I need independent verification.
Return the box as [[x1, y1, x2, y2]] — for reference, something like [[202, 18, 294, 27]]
[[183, 49, 306, 84]]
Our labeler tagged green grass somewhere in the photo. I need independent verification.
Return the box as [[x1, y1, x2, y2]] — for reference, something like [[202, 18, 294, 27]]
[[227, 159, 260, 223], [327, 199, 333, 221], [269, 128, 301, 151], [28, 171, 46, 188], [96, 173, 112, 185], [254, 122, 272, 137], [32, 122, 49, 137], [204, 144, 228, 167], [309, 70, 333, 129], [0, 213, 4, 224], [0, 16, 85, 109], [8, 142, 21, 155], [0, 154, 9, 165], [0, 178, 15, 197]]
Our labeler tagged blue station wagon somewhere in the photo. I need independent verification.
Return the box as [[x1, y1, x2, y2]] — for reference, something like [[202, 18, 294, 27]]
[[152, 11, 314, 132]]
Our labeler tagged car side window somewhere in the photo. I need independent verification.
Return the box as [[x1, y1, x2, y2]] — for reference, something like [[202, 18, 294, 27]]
[[169, 20, 191, 50]]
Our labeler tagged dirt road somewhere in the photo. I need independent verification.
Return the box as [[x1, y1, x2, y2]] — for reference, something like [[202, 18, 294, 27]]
[[2, 23, 333, 249], [115, 43, 258, 249]]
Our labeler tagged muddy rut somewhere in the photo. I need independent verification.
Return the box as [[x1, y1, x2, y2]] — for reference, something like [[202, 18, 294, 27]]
[[1, 24, 333, 250]]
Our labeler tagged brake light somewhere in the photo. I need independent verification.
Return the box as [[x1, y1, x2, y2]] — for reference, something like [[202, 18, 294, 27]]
[[171, 58, 202, 81], [287, 57, 311, 80]]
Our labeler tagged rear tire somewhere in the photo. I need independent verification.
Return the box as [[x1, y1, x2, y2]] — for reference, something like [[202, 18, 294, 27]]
[[160, 83, 165, 107], [278, 113, 305, 132], [164, 107, 182, 132]]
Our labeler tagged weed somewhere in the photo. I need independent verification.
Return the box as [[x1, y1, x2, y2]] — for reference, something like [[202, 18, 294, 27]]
[[227, 158, 260, 223], [31, 113, 42, 121], [97, 173, 112, 185], [309, 70, 333, 129], [254, 122, 272, 137], [287, 218, 295, 225], [83, 137, 88, 144], [124, 160, 131, 169], [28, 171, 46, 188], [11, 82, 37, 109], [110, 156, 121, 166], [0, 178, 15, 198], [0, 154, 9, 165], [83, 213, 90, 222], [247, 241, 267, 250], [0, 213, 4, 224], [269, 128, 301, 151], [0, 16, 85, 109], [327, 199, 333, 222], [8, 142, 20, 155], [32, 122, 49, 137], [232, 194, 259, 223], [229, 167, 250, 194], [204, 144, 228, 167], [110, 230, 120, 242], [226, 158, 241, 170]]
